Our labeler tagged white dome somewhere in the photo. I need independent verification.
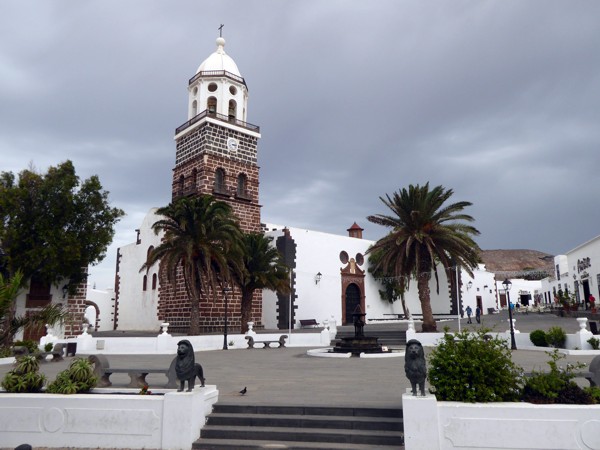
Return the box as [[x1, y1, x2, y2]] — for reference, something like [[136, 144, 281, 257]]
[[196, 37, 241, 77]]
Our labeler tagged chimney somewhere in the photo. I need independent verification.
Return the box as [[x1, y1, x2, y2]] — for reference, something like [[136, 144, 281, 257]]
[[347, 222, 363, 239]]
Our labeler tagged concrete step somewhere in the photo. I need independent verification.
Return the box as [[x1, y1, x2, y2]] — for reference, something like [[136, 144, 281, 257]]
[[194, 403, 404, 449], [207, 412, 402, 431], [193, 438, 402, 449], [199, 425, 403, 446], [212, 403, 403, 418]]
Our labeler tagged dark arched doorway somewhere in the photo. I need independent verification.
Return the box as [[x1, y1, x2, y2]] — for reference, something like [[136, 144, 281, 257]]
[[344, 283, 361, 325]]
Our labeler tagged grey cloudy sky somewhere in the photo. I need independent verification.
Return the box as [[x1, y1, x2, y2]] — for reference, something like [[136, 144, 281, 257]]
[[1, 1, 599, 289]]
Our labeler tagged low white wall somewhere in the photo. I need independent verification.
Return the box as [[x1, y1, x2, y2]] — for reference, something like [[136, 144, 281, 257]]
[[0, 386, 218, 449], [69, 330, 328, 355], [403, 392, 600, 450], [406, 318, 598, 351]]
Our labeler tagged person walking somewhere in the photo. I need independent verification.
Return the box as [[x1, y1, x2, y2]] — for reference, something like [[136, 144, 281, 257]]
[[466, 305, 473, 324], [475, 306, 481, 324]]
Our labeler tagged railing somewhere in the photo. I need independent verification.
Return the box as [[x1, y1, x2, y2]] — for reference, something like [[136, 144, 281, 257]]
[[188, 70, 246, 87], [175, 109, 260, 135]]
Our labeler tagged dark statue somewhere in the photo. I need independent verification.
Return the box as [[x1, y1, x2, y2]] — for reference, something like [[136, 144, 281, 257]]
[[404, 339, 427, 396], [353, 313, 365, 338], [175, 339, 205, 392]]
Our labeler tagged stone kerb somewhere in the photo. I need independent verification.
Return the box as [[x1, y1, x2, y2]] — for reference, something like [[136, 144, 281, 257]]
[[402, 392, 600, 450], [0, 386, 219, 449]]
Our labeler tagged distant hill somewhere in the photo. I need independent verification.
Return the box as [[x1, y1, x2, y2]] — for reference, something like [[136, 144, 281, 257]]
[[479, 249, 554, 280]]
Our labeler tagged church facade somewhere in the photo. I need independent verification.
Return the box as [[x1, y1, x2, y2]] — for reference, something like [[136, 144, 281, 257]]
[[110, 35, 500, 334]]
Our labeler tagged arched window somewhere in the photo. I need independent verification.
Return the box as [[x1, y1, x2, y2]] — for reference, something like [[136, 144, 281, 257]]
[[191, 99, 198, 117], [143, 275, 148, 291], [207, 96, 217, 114], [152, 273, 157, 290], [214, 168, 226, 194], [178, 175, 184, 197], [228, 100, 237, 121], [237, 173, 248, 198], [191, 168, 197, 192]]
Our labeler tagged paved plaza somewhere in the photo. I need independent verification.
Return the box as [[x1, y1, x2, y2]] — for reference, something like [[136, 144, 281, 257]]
[[0, 311, 597, 410]]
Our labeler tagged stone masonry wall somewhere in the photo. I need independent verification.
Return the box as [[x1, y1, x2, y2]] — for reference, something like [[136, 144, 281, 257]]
[[159, 120, 262, 333]]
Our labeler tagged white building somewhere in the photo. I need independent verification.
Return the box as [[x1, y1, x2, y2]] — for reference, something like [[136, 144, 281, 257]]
[[541, 234, 600, 309], [114, 208, 164, 331], [261, 224, 500, 329]]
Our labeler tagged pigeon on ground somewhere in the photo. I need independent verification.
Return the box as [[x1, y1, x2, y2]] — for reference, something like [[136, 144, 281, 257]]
[[239, 387, 247, 395]]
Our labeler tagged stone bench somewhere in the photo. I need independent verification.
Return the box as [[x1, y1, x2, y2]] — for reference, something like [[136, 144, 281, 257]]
[[245, 335, 288, 349], [14, 344, 64, 362], [88, 354, 178, 388], [299, 319, 319, 328]]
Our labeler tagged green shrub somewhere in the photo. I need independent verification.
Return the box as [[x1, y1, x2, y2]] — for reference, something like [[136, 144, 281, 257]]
[[427, 329, 524, 402], [584, 386, 600, 404], [529, 330, 548, 347], [546, 326, 566, 348], [522, 349, 591, 404], [588, 337, 600, 350], [44, 342, 54, 352], [1, 355, 46, 393], [46, 358, 97, 394]]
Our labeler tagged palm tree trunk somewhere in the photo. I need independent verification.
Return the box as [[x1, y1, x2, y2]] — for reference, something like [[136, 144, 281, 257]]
[[189, 295, 200, 335], [240, 288, 254, 334], [418, 271, 437, 332], [183, 267, 202, 335]]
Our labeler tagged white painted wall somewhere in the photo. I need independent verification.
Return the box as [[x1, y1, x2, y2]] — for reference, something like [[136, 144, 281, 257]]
[[115, 208, 164, 331], [461, 264, 498, 313], [403, 393, 600, 450], [13, 281, 71, 340], [86, 287, 115, 331], [262, 226, 500, 329], [495, 278, 542, 309], [565, 234, 600, 304], [263, 226, 396, 328]]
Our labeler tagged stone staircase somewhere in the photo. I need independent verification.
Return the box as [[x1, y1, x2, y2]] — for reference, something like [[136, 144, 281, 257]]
[[194, 403, 404, 449], [333, 327, 407, 349]]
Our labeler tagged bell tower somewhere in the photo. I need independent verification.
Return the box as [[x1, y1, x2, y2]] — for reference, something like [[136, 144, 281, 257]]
[[172, 36, 261, 231], [159, 36, 262, 333]]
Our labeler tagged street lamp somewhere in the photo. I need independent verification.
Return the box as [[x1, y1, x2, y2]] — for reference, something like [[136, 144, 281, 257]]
[[502, 278, 517, 350], [222, 283, 232, 350]]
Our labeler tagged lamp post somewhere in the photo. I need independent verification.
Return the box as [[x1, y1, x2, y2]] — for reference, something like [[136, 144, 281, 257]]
[[502, 278, 517, 350], [222, 283, 231, 350]]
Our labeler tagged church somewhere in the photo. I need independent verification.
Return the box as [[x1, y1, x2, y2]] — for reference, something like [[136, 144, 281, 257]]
[[111, 35, 500, 334]]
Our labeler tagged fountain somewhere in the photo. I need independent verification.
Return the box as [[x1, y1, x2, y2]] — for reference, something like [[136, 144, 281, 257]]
[[331, 307, 387, 356]]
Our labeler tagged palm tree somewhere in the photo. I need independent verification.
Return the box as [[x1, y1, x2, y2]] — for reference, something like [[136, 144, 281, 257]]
[[0, 270, 68, 348], [141, 195, 244, 335], [232, 232, 290, 333], [367, 183, 480, 332]]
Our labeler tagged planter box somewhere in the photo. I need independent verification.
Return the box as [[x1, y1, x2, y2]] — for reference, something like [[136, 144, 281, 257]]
[[0, 386, 218, 449], [403, 392, 600, 450]]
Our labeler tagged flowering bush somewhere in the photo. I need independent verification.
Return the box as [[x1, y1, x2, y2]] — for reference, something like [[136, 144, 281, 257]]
[[522, 350, 594, 404]]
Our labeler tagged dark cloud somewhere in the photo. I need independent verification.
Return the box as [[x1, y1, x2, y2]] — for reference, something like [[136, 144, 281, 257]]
[[2, 1, 599, 288]]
